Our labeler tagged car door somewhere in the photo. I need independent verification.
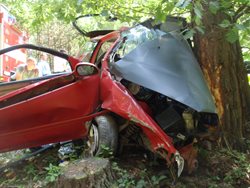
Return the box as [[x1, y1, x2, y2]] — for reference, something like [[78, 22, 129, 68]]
[[0, 45, 100, 152]]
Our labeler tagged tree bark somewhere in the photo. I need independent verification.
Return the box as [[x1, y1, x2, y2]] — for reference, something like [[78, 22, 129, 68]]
[[193, 1, 250, 150]]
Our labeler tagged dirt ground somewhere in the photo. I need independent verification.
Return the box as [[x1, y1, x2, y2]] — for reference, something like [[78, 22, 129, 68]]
[[0, 140, 249, 188]]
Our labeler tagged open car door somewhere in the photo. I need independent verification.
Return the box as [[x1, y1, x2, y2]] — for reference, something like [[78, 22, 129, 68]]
[[0, 45, 100, 152]]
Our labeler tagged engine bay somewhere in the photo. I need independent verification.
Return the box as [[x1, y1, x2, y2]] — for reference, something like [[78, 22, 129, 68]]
[[121, 79, 218, 149]]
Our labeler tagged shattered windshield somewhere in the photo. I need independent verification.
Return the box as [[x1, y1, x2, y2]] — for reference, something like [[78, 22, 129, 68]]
[[117, 25, 165, 58]]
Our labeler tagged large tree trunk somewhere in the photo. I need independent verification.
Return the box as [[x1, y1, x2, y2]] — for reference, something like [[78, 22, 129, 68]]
[[193, 1, 250, 150]]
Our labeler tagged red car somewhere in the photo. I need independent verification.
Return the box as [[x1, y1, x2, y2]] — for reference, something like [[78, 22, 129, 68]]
[[0, 16, 218, 176]]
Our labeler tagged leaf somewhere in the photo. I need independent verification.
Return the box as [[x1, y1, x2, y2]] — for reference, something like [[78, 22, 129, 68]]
[[219, 19, 231, 28], [101, 10, 109, 16], [220, 1, 232, 9], [225, 10, 235, 17], [195, 26, 205, 34], [175, 0, 192, 8], [175, 0, 185, 7], [194, 2, 203, 19], [235, 24, 246, 31], [184, 29, 195, 39], [77, 0, 84, 5], [155, 6, 166, 21], [157, 175, 167, 181], [226, 28, 239, 43], [195, 16, 202, 25], [136, 179, 146, 188], [209, 1, 220, 14]]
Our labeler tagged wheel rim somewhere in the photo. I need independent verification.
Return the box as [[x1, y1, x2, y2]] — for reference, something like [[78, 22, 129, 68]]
[[87, 123, 99, 155]]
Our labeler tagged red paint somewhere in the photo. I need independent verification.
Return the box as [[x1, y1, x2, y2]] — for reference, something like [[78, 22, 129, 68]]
[[100, 62, 177, 161], [89, 31, 120, 64], [68, 56, 80, 70], [0, 73, 100, 152], [0, 13, 3, 23], [137, 101, 153, 116], [0, 25, 195, 169]]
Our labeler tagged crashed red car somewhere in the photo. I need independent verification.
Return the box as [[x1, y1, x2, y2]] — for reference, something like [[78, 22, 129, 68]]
[[0, 16, 218, 176]]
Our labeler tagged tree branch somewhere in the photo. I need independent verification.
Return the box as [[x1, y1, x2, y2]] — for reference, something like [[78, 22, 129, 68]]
[[234, 4, 250, 21]]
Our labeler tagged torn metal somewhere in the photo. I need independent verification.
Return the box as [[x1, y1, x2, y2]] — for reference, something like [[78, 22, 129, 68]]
[[111, 26, 216, 113]]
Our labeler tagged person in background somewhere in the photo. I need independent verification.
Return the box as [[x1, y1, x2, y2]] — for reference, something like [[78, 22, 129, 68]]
[[37, 53, 51, 76], [15, 57, 39, 81]]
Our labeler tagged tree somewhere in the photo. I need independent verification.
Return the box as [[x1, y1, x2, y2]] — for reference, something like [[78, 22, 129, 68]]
[[2, 0, 250, 150], [191, 0, 250, 149], [1, 0, 85, 55], [31, 20, 84, 55]]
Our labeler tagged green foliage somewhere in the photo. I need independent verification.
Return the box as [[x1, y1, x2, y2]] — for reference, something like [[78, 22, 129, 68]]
[[0, 149, 62, 187], [176, 0, 192, 8], [208, 183, 219, 188], [183, 29, 195, 39], [44, 163, 61, 183], [112, 162, 136, 187], [112, 162, 167, 188], [96, 145, 113, 158], [194, 1, 203, 19], [209, 1, 220, 14], [226, 28, 240, 43], [150, 175, 167, 186], [219, 19, 232, 28], [2, 0, 249, 55], [221, 149, 250, 184], [24, 163, 38, 178]]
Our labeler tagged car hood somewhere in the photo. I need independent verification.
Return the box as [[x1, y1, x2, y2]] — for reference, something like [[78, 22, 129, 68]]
[[111, 32, 216, 113]]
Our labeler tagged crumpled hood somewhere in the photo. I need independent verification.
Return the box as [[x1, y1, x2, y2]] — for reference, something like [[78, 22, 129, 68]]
[[111, 32, 216, 113]]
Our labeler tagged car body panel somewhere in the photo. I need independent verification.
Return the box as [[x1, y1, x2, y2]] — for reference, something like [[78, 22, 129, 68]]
[[111, 31, 216, 113], [101, 65, 177, 158], [0, 45, 101, 152], [0, 74, 100, 152]]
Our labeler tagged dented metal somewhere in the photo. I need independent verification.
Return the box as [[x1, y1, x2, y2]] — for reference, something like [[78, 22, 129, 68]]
[[175, 152, 185, 177], [111, 26, 216, 113], [0, 18, 219, 177]]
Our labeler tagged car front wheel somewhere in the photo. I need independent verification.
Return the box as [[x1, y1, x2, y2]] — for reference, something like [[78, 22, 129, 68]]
[[87, 115, 118, 157]]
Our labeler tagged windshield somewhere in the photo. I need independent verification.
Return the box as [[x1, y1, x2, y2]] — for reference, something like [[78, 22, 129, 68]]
[[116, 25, 165, 58]]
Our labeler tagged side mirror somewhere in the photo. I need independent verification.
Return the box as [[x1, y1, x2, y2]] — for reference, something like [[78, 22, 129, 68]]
[[75, 62, 99, 76]]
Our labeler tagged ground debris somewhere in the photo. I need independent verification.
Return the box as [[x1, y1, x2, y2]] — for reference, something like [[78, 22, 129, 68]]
[[0, 143, 249, 188]]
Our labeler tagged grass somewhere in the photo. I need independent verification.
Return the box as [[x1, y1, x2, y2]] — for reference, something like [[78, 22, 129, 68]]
[[0, 141, 249, 188]]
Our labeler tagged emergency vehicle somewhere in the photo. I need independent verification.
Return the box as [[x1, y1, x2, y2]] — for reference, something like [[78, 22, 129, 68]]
[[0, 4, 27, 82]]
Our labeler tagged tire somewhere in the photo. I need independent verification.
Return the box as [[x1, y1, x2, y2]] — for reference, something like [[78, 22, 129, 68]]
[[87, 115, 118, 157]]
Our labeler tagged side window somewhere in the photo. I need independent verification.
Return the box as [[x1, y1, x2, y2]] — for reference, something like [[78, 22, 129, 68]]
[[95, 41, 113, 67], [79, 41, 97, 62], [0, 49, 71, 83], [53, 56, 71, 74]]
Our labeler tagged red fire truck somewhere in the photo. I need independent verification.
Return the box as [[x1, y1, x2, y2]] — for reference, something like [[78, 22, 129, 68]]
[[0, 4, 28, 82]]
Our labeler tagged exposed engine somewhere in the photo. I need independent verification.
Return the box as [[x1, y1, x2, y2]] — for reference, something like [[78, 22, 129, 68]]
[[121, 80, 218, 148]]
